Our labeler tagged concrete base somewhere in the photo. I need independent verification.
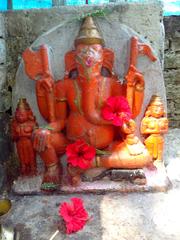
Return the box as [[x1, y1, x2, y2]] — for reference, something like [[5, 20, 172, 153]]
[[12, 164, 171, 195]]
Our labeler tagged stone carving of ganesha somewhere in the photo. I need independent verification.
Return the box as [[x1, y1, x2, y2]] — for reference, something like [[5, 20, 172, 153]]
[[22, 16, 159, 190]]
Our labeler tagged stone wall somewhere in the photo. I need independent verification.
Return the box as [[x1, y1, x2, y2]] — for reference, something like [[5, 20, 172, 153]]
[[0, 13, 11, 113], [164, 16, 180, 128], [0, 13, 12, 190]]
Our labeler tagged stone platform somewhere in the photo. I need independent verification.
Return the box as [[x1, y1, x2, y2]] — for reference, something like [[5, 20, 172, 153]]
[[12, 164, 171, 195]]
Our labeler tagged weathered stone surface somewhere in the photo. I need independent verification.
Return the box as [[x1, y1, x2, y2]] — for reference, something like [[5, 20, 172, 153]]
[[165, 129, 180, 182], [0, 14, 8, 116], [164, 38, 170, 51], [0, 114, 12, 163], [0, 39, 6, 65], [1, 189, 178, 240], [164, 52, 180, 69], [164, 16, 180, 39], [0, 14, 10, 193], [0, 66, 6, 90], [164, 69, 180, 127], [0, 90, 11, 112], [171, 37, 180, 52], [6, 36, 31, 87], [164, 69, 180, 85], [0, 164, 5, 190], [164, 16, 180, 128], [0, 114, 12, 191], [0, 14, 5, 38], [5, 2, 164, 59], [115, 2, 164, 63]]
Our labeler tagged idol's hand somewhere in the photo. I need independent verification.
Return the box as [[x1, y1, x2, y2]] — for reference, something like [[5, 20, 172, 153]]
[[126, 65, 144, 88], [38, 76, 54, 92], [32, 128, 51, 152], [121, 119, 136, 134]]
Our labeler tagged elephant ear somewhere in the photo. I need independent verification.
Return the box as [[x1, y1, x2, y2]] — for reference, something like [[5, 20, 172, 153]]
[[102, 48, 115, 77], [64, 50, 77, 79]]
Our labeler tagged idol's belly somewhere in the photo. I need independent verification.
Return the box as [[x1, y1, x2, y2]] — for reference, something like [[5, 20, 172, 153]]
[[66, 112, 115, 149]]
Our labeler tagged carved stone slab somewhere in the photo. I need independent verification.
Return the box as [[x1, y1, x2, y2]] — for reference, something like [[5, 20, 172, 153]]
[[12, 164, 171, 195]]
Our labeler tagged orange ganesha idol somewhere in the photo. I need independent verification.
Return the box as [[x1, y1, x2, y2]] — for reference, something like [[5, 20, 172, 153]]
[[22, 16, 158, 190], [11, 98, 38, 176], [141, 95, 168, 165]]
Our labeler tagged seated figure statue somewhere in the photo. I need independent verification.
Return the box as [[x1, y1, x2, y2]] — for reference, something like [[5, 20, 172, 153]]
[[23, 17, 155, 189]]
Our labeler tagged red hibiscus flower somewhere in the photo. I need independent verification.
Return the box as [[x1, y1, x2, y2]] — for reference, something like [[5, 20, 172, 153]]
[[101, 96, 132, 126], [66, 140, 96, 170], [59, 197, 89, 234]]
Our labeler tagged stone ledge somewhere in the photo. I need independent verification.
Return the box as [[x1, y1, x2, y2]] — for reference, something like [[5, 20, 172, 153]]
[[12, 165, 171, 195]]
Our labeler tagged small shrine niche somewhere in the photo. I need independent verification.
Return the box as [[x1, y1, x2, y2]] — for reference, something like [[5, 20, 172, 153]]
[[12, 15, 170, 194]]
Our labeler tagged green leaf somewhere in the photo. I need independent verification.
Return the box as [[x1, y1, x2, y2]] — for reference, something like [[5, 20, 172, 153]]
[[41, 182, 59, 190], [96, 149, 110, 155], [40, 125, 54, 131], [75, 8, 112, 21]]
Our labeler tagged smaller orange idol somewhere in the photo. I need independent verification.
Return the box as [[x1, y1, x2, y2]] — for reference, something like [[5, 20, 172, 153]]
[[11, 98, 38, 176], [141, 95, 168, 162]]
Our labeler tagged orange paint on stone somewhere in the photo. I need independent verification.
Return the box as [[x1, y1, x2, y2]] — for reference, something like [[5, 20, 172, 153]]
[[22, 17, 160, 188], [141, 95, 168, 162], [11, 98, 38, 176]]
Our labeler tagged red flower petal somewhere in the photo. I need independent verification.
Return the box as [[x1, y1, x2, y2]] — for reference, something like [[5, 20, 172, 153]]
[[68, 156, 83, 167], [59, 198, 89, 234], [112, 116, 123, 126], [101, 96, 132, 126], [106, 96, 117, 109], [66, 140, 95, 170], [66, 144, 77, 157], [101, 107, 115, 120], [83, 146, 96, 160], [78, 159, 91, 169]]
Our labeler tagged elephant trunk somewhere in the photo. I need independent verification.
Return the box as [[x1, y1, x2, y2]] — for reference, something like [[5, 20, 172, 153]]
[[81, 80, 109, 126]]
